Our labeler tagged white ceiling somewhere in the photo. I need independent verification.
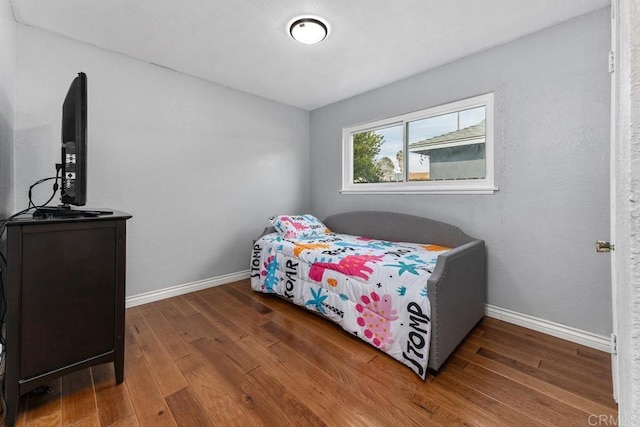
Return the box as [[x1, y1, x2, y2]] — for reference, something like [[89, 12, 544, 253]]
[[10, 0, 610, 111]]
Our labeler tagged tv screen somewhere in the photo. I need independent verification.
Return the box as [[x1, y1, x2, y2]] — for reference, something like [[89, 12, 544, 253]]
[[61, 72, 87, 206]]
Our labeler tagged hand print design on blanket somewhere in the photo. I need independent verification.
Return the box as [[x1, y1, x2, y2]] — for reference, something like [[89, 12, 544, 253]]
[[356, 291, 398, 349]]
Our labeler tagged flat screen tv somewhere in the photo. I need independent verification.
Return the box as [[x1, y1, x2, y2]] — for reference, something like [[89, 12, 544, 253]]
[[61, 72, 87, 206], [32, 72, 110, 218]]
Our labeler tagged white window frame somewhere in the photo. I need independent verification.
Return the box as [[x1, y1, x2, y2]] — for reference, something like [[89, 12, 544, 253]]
[[341, 93, 498, 195]]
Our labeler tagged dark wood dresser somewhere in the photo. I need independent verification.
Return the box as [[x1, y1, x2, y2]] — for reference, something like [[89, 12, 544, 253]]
[[2, 211, 131, 427]]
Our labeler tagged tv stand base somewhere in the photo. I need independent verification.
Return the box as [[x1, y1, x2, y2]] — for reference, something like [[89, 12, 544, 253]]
[[32, 206, 113, 219]]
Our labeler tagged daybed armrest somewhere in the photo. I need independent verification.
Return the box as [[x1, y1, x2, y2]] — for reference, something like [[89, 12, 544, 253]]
[[253, 226, 276, 246], [427, 239, 486, 372]]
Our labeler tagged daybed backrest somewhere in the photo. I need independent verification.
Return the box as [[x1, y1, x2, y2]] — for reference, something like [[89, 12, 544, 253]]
[[323, 211, 475, 248]]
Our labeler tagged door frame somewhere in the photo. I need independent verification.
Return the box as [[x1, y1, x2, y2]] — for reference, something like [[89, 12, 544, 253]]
[[609, 0, 620, 402]]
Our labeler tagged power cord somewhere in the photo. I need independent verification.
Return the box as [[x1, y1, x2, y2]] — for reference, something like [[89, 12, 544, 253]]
[[0, 164, 62, 247], [27, 164, 61, 210]]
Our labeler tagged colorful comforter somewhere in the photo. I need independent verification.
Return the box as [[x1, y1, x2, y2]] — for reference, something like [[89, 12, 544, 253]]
[[250, 232, 451, 378]]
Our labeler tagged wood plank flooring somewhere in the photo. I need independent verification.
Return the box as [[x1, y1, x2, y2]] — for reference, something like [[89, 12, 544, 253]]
[[12, 279, 617, 426]]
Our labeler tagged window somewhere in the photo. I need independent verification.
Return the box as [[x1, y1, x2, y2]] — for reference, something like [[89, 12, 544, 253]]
[[342, 93, 496, 194]]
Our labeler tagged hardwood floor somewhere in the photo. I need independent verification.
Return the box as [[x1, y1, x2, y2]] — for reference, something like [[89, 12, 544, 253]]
[[12, 279, 617, 426]]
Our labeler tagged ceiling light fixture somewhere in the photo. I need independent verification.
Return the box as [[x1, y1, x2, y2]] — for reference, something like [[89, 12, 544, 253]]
[[289, 17, 328, 45]]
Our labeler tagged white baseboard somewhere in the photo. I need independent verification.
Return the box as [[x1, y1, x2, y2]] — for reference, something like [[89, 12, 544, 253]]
[[126, 270, 250, 308], [485, 304, 612, 353]]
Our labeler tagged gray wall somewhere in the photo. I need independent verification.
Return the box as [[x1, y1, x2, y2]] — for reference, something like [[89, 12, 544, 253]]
[[14, 25, 311, 296], [310, 9, 612, 336], [0, 1, 15, 217]]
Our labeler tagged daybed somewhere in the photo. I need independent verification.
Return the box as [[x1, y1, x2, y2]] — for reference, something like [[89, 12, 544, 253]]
[[250, 211, 486, 377]]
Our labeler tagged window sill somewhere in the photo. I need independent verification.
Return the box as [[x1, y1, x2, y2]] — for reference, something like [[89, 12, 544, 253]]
[[340, 186, 499, 195]]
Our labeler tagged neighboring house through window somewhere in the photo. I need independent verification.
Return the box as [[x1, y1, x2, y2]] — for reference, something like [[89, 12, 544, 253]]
[[342, 93, 497, 194]]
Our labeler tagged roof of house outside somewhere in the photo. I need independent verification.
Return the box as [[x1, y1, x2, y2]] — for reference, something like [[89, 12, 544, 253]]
[[409, 120, 485, 151]]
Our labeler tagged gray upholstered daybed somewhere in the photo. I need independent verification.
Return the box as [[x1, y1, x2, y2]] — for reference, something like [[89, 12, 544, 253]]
[[322, 211, 486, 373], [252, 211, 486, 375]]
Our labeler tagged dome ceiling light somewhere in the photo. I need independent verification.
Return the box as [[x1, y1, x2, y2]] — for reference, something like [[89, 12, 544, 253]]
[[289, 17, 329, 45]]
